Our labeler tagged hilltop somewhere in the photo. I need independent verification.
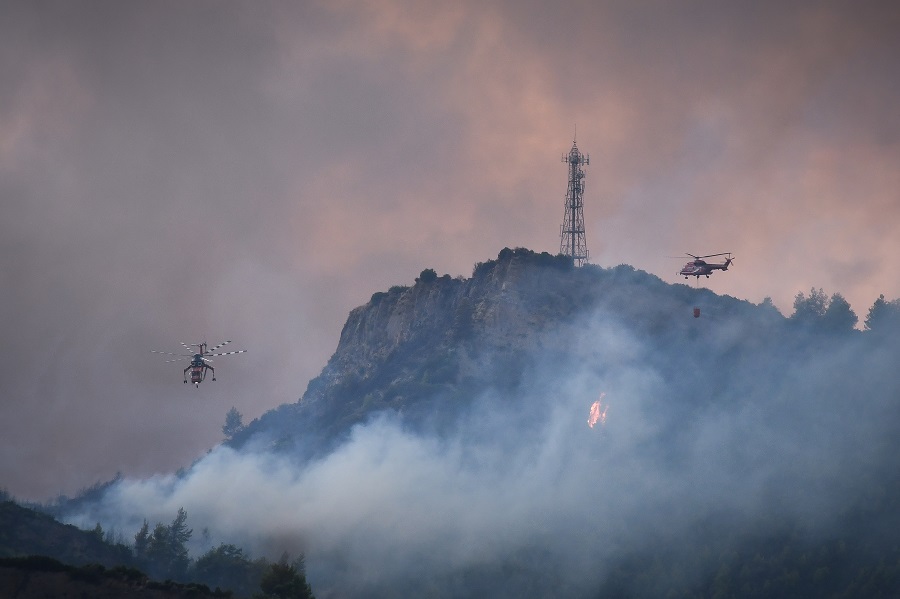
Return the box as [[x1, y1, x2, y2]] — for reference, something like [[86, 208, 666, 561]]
[[229, 247, 779, 455]]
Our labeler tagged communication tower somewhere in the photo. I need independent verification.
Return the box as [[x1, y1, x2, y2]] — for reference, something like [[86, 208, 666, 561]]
[[559, 136, 590, 266]]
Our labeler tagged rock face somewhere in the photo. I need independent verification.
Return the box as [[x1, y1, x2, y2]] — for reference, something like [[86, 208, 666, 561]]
[[232, 247, 765, 455], [316, 248, 580, 402]]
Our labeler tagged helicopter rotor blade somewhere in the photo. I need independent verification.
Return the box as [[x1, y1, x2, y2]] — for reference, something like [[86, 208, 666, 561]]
[[208, 340, 231, 352], [698, 252, 732, 259], [208, 350, 247, 357], [151, 350, 192, 357]]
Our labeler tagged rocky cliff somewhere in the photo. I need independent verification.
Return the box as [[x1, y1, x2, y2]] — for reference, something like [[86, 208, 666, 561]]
[[231, 247, 770, 455]]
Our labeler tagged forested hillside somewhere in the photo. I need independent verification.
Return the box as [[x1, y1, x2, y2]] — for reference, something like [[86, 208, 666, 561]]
[[58, 248, 900, 598], [1, 499, 132, 567], [0, 499, 314, 598], [0, 555, 229, 599]]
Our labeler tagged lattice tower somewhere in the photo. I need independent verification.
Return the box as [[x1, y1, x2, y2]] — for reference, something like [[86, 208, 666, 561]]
[[559, 138, 590, 266]]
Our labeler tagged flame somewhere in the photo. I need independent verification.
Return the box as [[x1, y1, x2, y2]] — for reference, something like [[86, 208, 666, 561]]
[[588, 392, 608, 428]]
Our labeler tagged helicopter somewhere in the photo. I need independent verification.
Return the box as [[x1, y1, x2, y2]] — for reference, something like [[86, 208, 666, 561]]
[[678, 253, 734, 279], [151, 341, 247, 387]]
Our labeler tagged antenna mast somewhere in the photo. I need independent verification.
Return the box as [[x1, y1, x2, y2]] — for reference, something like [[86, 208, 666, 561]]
[[559, 134, 590, 266]]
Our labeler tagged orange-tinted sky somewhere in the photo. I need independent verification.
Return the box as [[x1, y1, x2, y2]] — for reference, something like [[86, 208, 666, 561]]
[[2, 0, 899, 500]]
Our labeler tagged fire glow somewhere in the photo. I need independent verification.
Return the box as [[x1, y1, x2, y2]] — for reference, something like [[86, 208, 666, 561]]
[[588, 393, 608, 428]]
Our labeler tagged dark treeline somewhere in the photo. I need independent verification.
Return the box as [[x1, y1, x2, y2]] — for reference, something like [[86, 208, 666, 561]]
[[1, 496, 314, 599], [126, 507, 314, 599], [0, 555, 231, 599]]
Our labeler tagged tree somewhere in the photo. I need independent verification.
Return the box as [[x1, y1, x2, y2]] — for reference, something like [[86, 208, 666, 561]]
[[416, 268, 438, 284], [791, 288, 857, 332], [90, 522, 104, 542], [145, 522, 172, 578], [759, 296, 781, 315], [757, 297, 783, 323], [865, 294, 900, 332], [168, 507, 192, 578], [134, 519, 150, 561], [822, 293, 857, 332], [141, 508, 192, 580], [194, 543, 262, 597], [791, 288, 828, 324], [223, 407, 244, 440], [254, 555, 315, 599]]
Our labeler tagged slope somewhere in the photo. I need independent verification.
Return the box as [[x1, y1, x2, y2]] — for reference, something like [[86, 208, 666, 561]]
[[0, 500, 132, 567], [230, 247, 773, 457]]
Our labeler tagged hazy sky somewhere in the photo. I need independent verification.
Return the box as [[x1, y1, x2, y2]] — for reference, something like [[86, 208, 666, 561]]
[[2, 0, 899, 501]]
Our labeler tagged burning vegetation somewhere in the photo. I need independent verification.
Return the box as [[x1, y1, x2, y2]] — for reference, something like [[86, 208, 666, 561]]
[[588, 393, 608, 428]]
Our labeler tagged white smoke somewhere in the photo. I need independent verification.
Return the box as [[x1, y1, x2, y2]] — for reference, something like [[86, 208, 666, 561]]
[[65, 311, 899, 597]]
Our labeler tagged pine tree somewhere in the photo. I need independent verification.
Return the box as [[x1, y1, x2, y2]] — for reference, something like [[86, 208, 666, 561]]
[[139, 509, 192, 581], [194, 543, 260, 597], [90, 522, 104, 541], [865, 294, 900, 332], [146, 522, 171, 578], [223, 406, 244, 440], [822, 293, 857, 332], [168, 507, 193, 579], [255, 555, 315, 599], [134, 519, 150, 561], [791, 287, 828, 323]]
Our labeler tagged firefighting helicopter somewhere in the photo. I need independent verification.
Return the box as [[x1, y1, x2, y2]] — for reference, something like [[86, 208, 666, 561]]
[[678, 253, 734, 279], [151, 341, 247, 387]]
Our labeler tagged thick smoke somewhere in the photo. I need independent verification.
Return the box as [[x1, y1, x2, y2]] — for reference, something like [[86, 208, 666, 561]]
[[65, 302, 900, 597]]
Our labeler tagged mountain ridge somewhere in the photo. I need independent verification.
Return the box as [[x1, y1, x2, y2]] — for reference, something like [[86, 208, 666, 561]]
[[229, 246, 778, 456]]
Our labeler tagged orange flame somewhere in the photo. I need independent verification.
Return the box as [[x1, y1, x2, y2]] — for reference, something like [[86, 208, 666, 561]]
[[588, 392, 608, 428]]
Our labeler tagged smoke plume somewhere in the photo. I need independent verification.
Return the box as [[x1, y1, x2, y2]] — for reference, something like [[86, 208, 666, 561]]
[[66, 303, 899, 597]]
